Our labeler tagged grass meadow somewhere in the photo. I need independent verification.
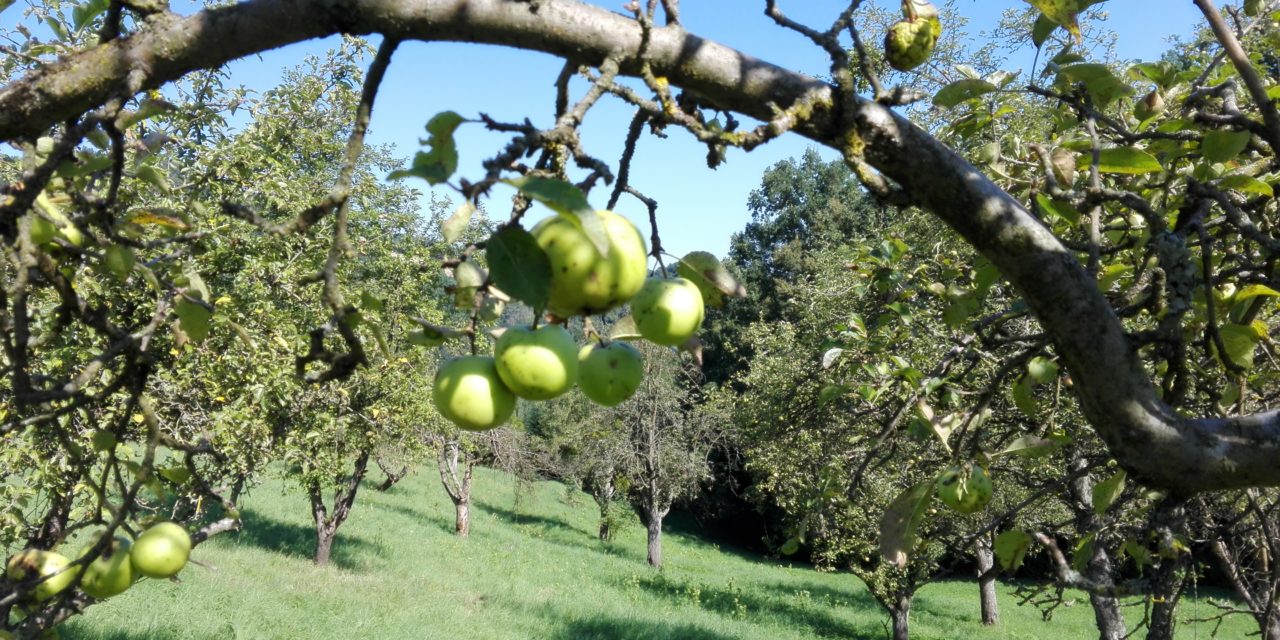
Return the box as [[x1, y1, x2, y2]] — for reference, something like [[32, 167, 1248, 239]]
[[59, 467, 1250, 639]]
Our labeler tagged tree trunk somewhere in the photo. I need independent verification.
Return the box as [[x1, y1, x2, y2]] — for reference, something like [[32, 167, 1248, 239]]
[[975, 534, 999, 626], [438, 439, 474, 537], [307, 451, 371, 566], [646, 509, 664, 568], [1146, 502, 1189, 640], [455, 498, 470, 536], [314, 524, 336, 566], [1067, 460, 1127, 640], [889, 595, 912, 640], [598, 517, 612, 542]]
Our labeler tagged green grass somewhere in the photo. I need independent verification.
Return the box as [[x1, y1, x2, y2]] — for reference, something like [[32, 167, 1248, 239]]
[[58, 467, 1251, 640]]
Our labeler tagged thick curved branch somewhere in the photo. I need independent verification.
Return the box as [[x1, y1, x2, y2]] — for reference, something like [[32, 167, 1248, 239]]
[[2, 0, 1278, 494]]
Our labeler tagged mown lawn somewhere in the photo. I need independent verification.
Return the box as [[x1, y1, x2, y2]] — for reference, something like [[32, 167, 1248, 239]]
[[59, 467, 1250, 639]]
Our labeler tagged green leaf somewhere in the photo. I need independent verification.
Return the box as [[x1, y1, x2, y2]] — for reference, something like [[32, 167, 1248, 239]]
[[1077, 147, 1163, 174], [997, 435, 1067, 459], [933, 79, 998, 109], [389, 111, 465, 185], [503, 176, 592, 217], [1059, 63, 1134, 108], [822, 348, 843, 369], [157, 465, 191, 485], [780, 537, 801, 555], [1218, 323, 1263, 369], [72, 0, 109, 32], [879, 481, 934, 570], [102, 245, 135, 280], [453, 261, 487, 288], [1122, 538, 1152, 573], [1071, 532, 1097, 573], [1012, 375, 1037, 418], [1234, 284, 1280, 303], [359, 290, 385, 313], [1092, 469, 1127, 516], [485, 226, 551, 311], [994, 530, 1032, 572], [503, 177, 608, 255], [608, 315, 644, 340], [134, 164, 171, 193], [1026, 356, 1059, 384], [676, 251, 747, 308], [116, 99, 175, 131], [1034, 193, 1081, 225], [407, 319, 464, 347], [1200, 130, 1252, 163], [1218, 175, 1274, 198], [175, 298, 212, 343], [1031, 13, 1057, 48], [442, 201, 476, 243]]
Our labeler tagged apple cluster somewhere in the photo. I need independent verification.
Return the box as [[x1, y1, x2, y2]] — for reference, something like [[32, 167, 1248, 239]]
[[4, 522, 193, 605], [431, 211, 706, 431]]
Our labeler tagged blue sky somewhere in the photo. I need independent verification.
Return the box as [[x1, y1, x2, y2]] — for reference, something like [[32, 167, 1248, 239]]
[[9, 1, 1206, 261]]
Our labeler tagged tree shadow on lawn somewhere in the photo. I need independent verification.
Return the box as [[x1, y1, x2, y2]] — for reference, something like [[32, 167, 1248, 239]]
[[61, 622, 231, 640], [634, 572, 882, 639], [222, 508, 387, 571], [478, 501, 595, 540], [546, 614, 741, 640]]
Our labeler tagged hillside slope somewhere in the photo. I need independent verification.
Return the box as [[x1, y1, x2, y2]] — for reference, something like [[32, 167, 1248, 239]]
[[61, 467, 1245, 640]]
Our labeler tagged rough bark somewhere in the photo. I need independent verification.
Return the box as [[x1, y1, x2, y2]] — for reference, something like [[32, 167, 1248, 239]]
[[307, 450, 371, 566], [438, 439, 474, 537], [1067, 461, 1128, 640], [374, 455, 409, 492], [975, 535, 999, 626], [1147, 503, 1189, 640], [645, 509, 664, 568], [889, 595, 911, 640], [3, 0, 1280, 493]]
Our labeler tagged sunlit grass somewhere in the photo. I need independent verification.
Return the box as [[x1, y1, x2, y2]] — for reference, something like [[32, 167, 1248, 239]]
[[61, 467, 1250, 639]]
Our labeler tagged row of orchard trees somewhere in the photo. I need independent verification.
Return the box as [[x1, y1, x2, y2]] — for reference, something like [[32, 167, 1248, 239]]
[[7, 1, 1280, 640]]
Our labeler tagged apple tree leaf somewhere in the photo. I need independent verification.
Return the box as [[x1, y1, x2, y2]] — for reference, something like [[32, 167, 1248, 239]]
[[879, 480, 934, 569], [1093, 469, 1127, 516], [485, 226, 551, 312], [676, 251, 747, 308], [389, 111, 464, 185], [995, 530, 1032, 572], [442, 201, 476, 244]]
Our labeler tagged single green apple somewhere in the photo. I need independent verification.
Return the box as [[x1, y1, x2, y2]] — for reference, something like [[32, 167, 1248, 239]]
[[79, 536, 136, 599], [578, 342, 644, 406], [532, 210, 647, 317], [495, 325, 579, 400], [432, 355, 517, 431], [631, 277, 705, 346], [130, 522, 191, 579], [6, 549, 76, 601], [935, 464, 993, 514]]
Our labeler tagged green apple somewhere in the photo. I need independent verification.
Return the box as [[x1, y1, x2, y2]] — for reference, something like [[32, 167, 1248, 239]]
[[631, 277, 705, 346], [79, 536, 136, 599], [935, 464, 994, 514], [578, 342, 644, 406], [6, 549, 76, 601], [130, 522, 191, 579], [432, 355, 517, 431], [495, 325, 579, 400], [532, 210, 648, 318]]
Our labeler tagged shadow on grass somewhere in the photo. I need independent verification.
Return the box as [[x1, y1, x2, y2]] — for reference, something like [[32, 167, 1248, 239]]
[[635, 573, 882, 639], [61, 621, 231, 640], [547, 615, 740, 640], [224, 508, 386, 571], [479, 502, 594, 540]]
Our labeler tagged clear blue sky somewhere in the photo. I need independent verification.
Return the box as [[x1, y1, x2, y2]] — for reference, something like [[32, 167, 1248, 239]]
[[9, 1, 1206, 261]]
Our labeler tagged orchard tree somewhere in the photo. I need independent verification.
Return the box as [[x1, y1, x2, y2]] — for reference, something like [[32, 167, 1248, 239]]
[[8, 1, 1280, 639]]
